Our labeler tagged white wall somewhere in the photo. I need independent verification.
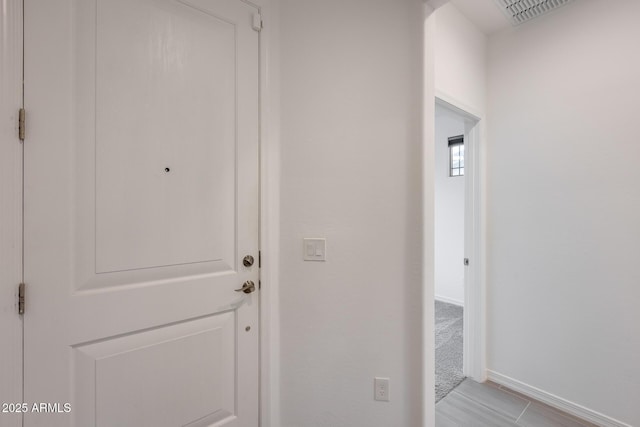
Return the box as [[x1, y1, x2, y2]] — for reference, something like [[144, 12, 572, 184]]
[[434, 106, 465, 305], [434, 3, 486, 115], [487, 1, 640, 425], [278, 0, 427, 425]]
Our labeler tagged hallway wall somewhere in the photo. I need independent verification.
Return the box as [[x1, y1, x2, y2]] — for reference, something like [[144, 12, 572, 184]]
[[278, 0, 427, 425], [486, 1, 640, 425], [434, 3, 487, 115]]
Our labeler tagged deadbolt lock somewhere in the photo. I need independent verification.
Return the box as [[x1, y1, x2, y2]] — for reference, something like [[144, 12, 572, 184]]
[[243, 255, 255, 267]]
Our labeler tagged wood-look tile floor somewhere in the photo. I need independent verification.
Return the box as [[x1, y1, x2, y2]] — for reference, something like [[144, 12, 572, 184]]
[[436, 379, 599, 427]]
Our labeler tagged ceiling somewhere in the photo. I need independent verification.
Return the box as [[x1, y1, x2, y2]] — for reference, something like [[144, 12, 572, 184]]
[[448, 0, 512, 34]]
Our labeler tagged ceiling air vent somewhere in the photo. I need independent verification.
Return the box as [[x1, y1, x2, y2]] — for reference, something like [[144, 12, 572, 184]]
[[494, 0, 574, 25]]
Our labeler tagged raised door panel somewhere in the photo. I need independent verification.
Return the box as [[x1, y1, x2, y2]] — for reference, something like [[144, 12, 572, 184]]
[[95, 0, 237, 274], [74, 314, 237, 427]]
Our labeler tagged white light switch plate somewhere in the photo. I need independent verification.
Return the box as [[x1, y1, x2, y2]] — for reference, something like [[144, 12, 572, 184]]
[[303, 238, 326, 261]]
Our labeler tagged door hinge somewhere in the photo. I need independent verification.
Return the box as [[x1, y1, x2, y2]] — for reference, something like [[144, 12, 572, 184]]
[[18, 108, 25, 141], [18, 283, 25, 315], [252, 13, 262, 31], [464, 258, 469, 266]]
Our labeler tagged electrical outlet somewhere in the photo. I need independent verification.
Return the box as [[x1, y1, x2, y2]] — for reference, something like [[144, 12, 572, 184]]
[[374, 377, 390, 402]]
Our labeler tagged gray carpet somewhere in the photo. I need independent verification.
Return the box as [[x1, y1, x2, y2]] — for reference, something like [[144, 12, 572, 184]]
[[435, 300, 464, 402]]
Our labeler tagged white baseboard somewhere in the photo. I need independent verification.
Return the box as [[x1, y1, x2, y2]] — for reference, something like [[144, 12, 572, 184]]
[[435, 294, 464, 307], [487, 370, 632, 427]]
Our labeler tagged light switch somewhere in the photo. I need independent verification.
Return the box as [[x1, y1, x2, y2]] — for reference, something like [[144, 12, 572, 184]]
[[306, 242, 315, 257], [303, 238, 326, 261]]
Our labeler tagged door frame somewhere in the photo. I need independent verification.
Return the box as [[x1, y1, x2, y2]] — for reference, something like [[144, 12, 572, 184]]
[[256, 0, 281, 426], [435, 92, 486, 383], [0, 0, 24, 426]]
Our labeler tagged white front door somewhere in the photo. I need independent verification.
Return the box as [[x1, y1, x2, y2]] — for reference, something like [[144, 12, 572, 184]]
[[23, 0, 260, 425]]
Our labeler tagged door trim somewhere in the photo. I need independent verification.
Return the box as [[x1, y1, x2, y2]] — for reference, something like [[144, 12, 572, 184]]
[[435, 92, 487, 383], [0, 0, 24, 425], [256, 0, 280, 426]]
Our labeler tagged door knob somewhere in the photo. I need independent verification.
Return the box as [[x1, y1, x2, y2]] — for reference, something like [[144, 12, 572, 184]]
[[235, 280, 256, 294]]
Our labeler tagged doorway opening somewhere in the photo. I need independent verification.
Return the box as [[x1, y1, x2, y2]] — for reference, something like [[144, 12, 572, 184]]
[[434, 96, 482, 402]]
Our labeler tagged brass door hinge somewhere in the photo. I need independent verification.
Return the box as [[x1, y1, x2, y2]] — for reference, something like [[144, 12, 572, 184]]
[[18, 283, 25, 315], [18, 108, 25, 141]]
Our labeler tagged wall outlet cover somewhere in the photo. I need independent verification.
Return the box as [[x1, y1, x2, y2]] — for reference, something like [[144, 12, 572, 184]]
[[374, 377, 390, 402]]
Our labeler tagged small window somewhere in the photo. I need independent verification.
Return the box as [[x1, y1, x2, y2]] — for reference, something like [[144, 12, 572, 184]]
[[448, 135, 464, 177]]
